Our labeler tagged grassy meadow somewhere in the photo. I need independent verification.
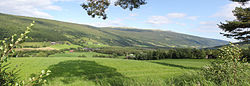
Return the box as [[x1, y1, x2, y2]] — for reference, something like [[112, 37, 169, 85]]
[[50, 44, 81, 50], [7, 53, 211, 86], [48, 52, 108, 57]]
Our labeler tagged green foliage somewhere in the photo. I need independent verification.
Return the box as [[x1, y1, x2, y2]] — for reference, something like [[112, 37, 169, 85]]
[[133, 48, 207, 60], [94, 47, 142, 56], [166, 48, 207, 59], [218, 1, 250, 41], [81, 0, 110, 19], [166, 72, 216, 86], [200, 43, 249, 85], [230, 0, 249, 5], [26, 70, 51, 86], [242, 47, 250, 61], [93, 54, 118, 58], [168, 43, 250, 86], [81, 0, 146, 19], [0, 21, 51, 86], [95, 47, 221, 60], [12, 50, 62, 57], [0, 21, 34, 85]]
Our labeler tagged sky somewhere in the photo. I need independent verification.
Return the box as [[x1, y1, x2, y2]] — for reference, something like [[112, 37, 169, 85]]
[[0, 0, 249, 42]]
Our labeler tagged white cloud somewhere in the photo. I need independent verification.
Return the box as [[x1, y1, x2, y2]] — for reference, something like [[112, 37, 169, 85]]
[[146, 16, 171, 25], [199, 21, 215, 25], [110, 0, 118, 5], [0, 0, 72, 18], [196, 21, 220, 32], [176, 22, 186, 26], [167, 13, 186, 18], [213, 2, 250, 20], [146, 12, 197, 26], [129, 13, 138, 17], [187, 16, 198, 20], [88, 18, 125, 27]]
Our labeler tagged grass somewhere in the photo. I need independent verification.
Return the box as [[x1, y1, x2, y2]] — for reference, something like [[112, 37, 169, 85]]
[[49, 52, 108, 57], [82, 42, 109, 48], [7, 57, 210, 86], [50, 44, 81, 50], [20, 42, 51, 48], [149, 59, 212, 70]]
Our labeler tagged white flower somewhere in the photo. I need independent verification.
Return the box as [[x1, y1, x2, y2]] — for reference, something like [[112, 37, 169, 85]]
[[41, 70, 45, 74], [29, 78, 32, 81], [47, 70, 51, 73], [43, 80, 47, 83]]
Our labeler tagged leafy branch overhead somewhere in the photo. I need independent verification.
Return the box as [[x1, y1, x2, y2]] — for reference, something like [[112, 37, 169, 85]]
[[230, 0, 250, 5], [81, 0, 146, 19]]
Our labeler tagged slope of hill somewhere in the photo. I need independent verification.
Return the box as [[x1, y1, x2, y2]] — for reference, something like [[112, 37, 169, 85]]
[[207, 41, 250, 49], [0, 13, 228, 48]]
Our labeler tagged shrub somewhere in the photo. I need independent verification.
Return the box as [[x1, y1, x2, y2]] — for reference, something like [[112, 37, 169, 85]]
[[93, 54, 118, 58], [78, 54, 86, 57], [167, 72, 216, 86], [0, 21, 51, 86], [13, 50, 62, 57], [200, 43, 249, 85], [168, 43, 249, 86]]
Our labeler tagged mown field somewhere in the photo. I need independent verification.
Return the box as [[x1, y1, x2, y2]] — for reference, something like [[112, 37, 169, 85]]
[[7, 52, 211, 86]]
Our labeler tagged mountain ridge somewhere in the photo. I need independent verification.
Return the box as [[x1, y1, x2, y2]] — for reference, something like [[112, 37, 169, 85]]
[[0, 13, 228, 48]]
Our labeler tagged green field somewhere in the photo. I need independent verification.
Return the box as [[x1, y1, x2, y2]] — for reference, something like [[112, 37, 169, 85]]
[[49, 52, 109, 57], [8, 56, 211, 86], [20, 42, 51, 48], [50, 44, 81, 50]]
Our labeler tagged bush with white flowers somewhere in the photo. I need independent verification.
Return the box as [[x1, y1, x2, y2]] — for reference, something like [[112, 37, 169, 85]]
[[0, 21, 51, 86]]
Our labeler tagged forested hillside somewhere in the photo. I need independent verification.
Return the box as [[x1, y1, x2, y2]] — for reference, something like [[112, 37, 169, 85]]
[[0, 13, 228, 48]]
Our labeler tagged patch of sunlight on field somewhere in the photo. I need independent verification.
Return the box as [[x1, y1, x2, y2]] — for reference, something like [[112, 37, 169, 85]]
[[50, 44, 81, 50], [49, 52, 108, 57]]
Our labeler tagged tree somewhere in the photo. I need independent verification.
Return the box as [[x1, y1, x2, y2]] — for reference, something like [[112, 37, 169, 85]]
[[81, 0, 146, 19], [218, 0, 250, 42], [231, 0, 249, 5]]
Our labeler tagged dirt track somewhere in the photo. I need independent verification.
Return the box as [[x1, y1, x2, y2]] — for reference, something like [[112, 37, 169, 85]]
[[15, 47, 57, 51]]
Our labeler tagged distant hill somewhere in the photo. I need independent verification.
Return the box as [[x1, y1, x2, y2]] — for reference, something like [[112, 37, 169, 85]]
[[0, 13, 228, 48], [207, 41, 250, 49]]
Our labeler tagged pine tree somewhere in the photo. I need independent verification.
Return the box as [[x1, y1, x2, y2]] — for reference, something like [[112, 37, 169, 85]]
[[218, 0, 250, 41]]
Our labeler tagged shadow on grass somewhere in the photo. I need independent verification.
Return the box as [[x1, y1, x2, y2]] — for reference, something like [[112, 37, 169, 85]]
[[152, 62, 200, 70], [45, 60, 129, 86]]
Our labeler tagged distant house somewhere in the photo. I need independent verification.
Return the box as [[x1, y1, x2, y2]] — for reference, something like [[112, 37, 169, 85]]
[[51, 42, 56, 45], [51, 41, 66, 45], [206, 55, 216, 59], [83, 48, 95, 51], [69, 50, 74, 53], [126, 54, 135, 59], [66, 43, 71, 45]]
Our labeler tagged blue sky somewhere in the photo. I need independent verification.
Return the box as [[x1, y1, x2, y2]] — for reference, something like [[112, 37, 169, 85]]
[[0, 0, 249, 42]]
